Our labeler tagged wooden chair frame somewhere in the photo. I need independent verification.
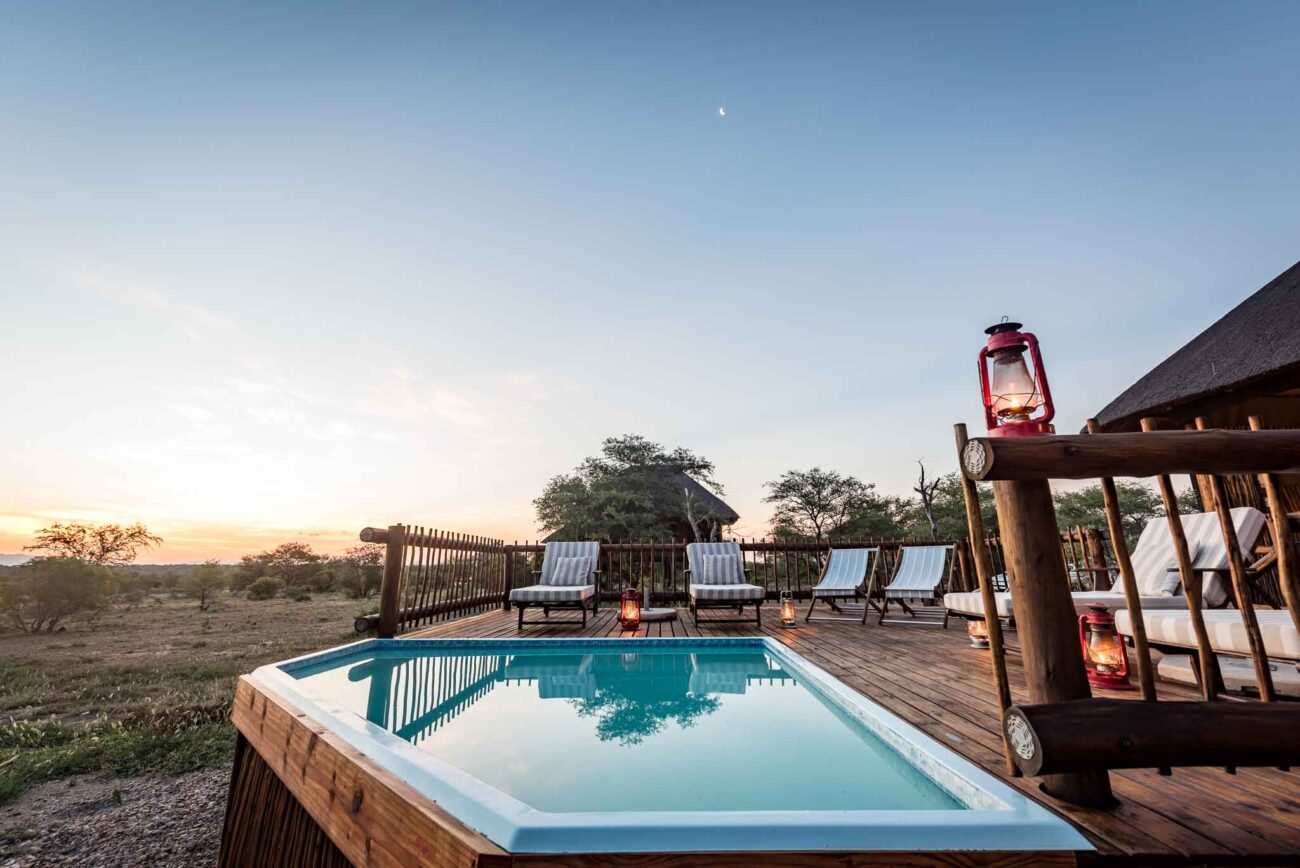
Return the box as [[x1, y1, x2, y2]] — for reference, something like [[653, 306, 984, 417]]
[[514, 570, 601, 630]]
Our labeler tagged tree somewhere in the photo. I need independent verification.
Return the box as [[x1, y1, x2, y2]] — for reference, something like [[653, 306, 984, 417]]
[[331, 544, 384, 598], [1, 557, 108, 632], [911, 461, 943, 540], [1052, 481, 1164, 549], [533, 435, 728, 541], [25, 522, 162, 566], [234, 542, 324, 590], [764, 468, 879, 542], [180, 559, 227, 611], [899, 473, 999, 540]]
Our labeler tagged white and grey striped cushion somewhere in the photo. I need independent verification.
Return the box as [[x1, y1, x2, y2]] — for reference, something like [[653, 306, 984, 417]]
[[883, 546, 951, 598], [690, 583, 765, 601], [539, 541, 601, 585], [509, 584, 595, 603], [546, 555, 592, 587], [1124, 508, 1266, 606], [697, 554, 742, 585], [686, 542, 745, 586], [812, 548, 877, 599]]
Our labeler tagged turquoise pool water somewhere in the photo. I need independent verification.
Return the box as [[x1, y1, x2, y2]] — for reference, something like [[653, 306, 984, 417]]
[[289, 644, 960, 813], [260, 638, 1092, 853]]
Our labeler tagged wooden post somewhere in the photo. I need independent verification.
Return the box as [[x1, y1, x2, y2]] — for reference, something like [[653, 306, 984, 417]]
[[1196, 418, 1276, 701], [954, 424, 1017, 777], [989, 474, 1112, 805], [501, 545, 514, 611], [376, 524, 406, 639], [1249, 416, 1300, 637], [1141, 418, 1223, 699], [1085, 419, 1157, 701], [1084, 528, 1110, 591]]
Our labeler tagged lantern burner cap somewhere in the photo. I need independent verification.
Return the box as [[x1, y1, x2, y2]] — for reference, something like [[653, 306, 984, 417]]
[[984, 320, 1023, 336]]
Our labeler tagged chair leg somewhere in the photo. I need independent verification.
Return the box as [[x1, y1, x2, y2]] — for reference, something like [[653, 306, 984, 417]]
[[805, 596, 817, 623], [755, 602, 761, 626], [581, 606, 587, 628], [518, 604, 525, 630], [877, 597, 889, 625]]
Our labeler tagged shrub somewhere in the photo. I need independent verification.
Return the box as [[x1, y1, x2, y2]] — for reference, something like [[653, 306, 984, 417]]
[[290, 588, 312, 602], [245, 577, 283, 601], [1, 558, 109, 632], [307, 569, 336, 593]]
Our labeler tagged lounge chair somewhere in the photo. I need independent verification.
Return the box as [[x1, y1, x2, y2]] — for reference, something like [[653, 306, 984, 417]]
[[508, 541, 600, 629], [943, 508, 1268, 623], [685, 541, 764, 626], [1116, 609, 1300, 663], [872, 545, 953, 627], [804, 547, 879, 623]]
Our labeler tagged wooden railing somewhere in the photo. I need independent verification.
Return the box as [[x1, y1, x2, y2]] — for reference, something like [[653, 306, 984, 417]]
[[957, 418, 1300, 807], [360, 530, 983, 636], [358, 526, 508, 637]]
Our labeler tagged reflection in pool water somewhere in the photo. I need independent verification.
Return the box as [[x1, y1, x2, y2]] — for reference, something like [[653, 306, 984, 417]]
[[294, 646, 962, 813]]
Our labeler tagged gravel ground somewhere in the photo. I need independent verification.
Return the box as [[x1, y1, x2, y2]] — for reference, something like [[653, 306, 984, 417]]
[[0, 767, 228, 867]]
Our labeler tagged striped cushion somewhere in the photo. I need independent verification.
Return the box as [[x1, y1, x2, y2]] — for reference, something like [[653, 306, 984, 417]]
[[690, 583, 765, 601], [546, 556, 592, 587], [697, 554, 742, 585], [509, 584, 595, 603]]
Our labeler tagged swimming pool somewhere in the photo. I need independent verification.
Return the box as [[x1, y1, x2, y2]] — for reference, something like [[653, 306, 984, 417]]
[[253, 637, 1090, 854]]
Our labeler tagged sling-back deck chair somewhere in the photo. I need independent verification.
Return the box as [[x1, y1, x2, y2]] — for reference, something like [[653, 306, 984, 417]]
[[804, 547, 879, 623], [685, 541, 765, 626], [869, 544, 954, 627], [508, 541, 601, 629]]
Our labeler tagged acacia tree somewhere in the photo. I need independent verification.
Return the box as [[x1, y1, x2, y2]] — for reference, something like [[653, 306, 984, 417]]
[[1, 557, 108, 632], [331, 544, 384, 598], [1052, 481, 1165, 549], [25, 522, 162, 565], [234, 542, 324, 590], [763, 468, 877, 542], [180, 559, 227, 611], [534, 435, 727, 541]]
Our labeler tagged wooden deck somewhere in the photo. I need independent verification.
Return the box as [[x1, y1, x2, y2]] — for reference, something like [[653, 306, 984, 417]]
[[407, 605, 1300, 867]]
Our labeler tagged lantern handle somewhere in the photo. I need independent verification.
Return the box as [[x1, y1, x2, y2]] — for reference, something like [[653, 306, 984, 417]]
[[1023, 332, 1055, 425]]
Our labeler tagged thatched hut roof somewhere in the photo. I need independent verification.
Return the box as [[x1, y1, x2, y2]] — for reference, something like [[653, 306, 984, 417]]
[[1092, 260, 1300, 432]]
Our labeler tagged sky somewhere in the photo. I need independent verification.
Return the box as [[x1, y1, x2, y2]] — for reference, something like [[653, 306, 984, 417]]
[[2, 2, 1298, 562]]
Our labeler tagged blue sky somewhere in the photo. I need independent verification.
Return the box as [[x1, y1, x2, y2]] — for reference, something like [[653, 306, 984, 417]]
[[2, 2, 1298, 559]]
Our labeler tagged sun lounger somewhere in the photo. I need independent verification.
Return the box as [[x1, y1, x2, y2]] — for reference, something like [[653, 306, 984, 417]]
[[508, 541, 600, 629], [685, 542, 764, 626]]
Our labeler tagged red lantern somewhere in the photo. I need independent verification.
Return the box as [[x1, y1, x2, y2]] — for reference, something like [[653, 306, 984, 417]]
[[978, 320, 1055, 438], [619, 588, 641, 630], [1079, 606, 1131, 690], [779, 590, 797, 628]]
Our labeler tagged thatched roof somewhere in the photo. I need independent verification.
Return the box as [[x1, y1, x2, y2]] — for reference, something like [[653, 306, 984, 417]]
[[668, 469, 739, 524], [1092, 260, 1300, 432]]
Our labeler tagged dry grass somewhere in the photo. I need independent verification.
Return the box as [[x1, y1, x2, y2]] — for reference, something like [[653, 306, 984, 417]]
[[0, 591, 368, 803]]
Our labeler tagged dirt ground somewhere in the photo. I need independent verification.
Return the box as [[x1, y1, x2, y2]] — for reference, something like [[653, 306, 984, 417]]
[[1, 591, 367, 865], [0, 768, 228, 867]]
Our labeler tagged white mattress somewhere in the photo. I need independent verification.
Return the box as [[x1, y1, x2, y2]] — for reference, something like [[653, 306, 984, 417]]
[[944, 590, 1196, 619], [1116, 608, 1300, 662]]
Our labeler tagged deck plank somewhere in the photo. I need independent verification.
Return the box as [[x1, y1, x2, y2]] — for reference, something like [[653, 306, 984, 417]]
[[405, 606, 1300, 865]]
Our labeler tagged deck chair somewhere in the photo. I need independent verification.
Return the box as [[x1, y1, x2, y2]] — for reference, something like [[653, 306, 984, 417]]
[[804, 547, 879, 624], [943, 508, 1269, 624], [508, 541, 600, 630], [685, 542, 765, 626], [870, 545, 953, 627]]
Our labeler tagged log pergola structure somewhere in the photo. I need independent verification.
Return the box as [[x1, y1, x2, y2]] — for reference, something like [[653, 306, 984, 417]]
[[957, 421, 1300, 807]]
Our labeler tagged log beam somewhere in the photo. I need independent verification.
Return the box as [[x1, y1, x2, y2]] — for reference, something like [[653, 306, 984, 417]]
[[962, 429, 1300, 482], [1005, 699, 1300, 777]]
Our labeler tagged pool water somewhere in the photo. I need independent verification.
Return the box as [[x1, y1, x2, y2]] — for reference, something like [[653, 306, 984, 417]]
[[290, 645, 960, 813]]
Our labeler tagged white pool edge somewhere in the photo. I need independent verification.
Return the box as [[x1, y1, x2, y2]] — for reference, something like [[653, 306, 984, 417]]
[[252, 637, 1092, 854]]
